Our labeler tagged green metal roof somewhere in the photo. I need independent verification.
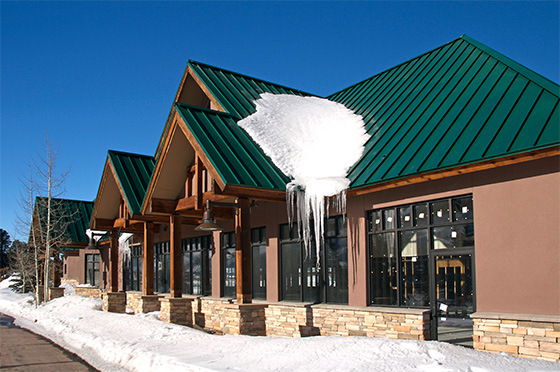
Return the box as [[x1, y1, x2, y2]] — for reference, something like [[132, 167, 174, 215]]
[[187, 60, 313, 119], [35, 197, 94, 244], [108, 150, 155, 215], [175, 103, 290, 191], [328, 35, 560, 189]]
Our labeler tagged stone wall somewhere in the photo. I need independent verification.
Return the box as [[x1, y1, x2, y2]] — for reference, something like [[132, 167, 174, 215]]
[[126, 292, 143, 312], [472, 312, 560, 362], [75, 287, 102, 299], [185, 298, 429, 340], [265, 303, 430, 339]]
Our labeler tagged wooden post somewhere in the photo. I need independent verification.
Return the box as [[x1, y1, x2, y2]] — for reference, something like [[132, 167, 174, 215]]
[[170, 214, 182, 298], [52, 255, 61, 287], [235, 197, 252, 304], [194, 155, 203, 210], [143, 222, 154, 295], [110, 230, 119, 292]]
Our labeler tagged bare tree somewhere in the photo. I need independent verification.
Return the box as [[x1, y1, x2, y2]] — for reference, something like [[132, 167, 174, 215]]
[[14, 162, 43, 304], [34, 135, 72, 302], [7, 240, 35, 293]]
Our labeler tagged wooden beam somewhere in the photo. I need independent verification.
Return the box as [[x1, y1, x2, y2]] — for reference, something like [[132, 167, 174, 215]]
[[93, 218, 115, 231], [143, 222, 154, 295], [194, 154, 203, 210], [235, 197, 252, 304], [221, 185, 286, 202], [347, 146, 560, 197], [169, 215, 182, 298], [109, 230, 119, 292], [151, 198, 178, 214]]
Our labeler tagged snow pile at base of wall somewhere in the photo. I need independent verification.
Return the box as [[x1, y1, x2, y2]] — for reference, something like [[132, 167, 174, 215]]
[[238, 93, 369, 260]]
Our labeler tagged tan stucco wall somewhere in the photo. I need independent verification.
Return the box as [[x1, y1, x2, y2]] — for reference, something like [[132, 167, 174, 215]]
[[346, 156, 559, 315], [474, 161, 560, 316]]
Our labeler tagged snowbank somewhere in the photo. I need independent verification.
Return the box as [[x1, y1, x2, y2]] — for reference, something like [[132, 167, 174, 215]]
[[0, 276, 557, 372]]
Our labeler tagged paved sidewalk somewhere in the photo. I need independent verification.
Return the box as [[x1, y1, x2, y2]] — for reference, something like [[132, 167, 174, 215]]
[[0, 313, 98, 372]]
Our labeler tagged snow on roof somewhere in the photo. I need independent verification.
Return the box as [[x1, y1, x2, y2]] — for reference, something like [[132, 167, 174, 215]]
[[238, 93, 369, 261]]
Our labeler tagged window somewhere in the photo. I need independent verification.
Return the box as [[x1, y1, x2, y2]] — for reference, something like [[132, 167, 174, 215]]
[[154, 241, 170, 293], [280, 215, 348, 304], [368, 195, 474, 308], [221, 232, 236, 298], [251, 227, 267, 300], [85, 254, 100, 287], [182, 236, 212, 296], [127, 245, 143, 292]]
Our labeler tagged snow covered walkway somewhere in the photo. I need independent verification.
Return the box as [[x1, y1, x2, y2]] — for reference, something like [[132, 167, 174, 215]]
[[0, 279, 557, 372]]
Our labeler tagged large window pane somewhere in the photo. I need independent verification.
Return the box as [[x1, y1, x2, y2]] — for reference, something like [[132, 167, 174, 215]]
[[370, 232, 397, 305], [303, 242, 320, 303], [222, 232, 236, 298], [400, 230, 429, 306], [453, 197, 473, 221], [325, 237, 348, 304], [252, 227, 267, 300], [281, 242, 301, 301]]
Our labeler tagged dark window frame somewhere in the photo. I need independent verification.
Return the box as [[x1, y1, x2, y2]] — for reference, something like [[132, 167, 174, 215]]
[[221, 232, 236, 298], [182, 236, 212, 296], [85, 253, 100, 287], [367, 195, 474, 308], [251, 227, 267, 300], [279, 215, 348, 304], [154, 241, 170, 293]]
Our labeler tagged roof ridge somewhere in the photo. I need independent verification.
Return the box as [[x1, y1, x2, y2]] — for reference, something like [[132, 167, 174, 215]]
[[35, 196, 94, 204], [327, 36, 464, 98], [187, 60, 314, 97], [460, 35, 559, 96]]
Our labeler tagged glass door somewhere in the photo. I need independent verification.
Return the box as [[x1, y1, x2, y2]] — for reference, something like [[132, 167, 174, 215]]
[[432, 253, 475, 347]]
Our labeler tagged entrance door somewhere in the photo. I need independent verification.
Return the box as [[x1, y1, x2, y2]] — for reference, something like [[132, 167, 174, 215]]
[[431, 253, 475, 347]]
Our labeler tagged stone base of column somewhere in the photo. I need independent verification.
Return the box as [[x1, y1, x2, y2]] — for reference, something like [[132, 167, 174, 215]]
[[48, 287, 65, 301], [222, 303, 268, 336], [102, 292, 126, 313], [159, 298, 193, 326], [136, 295, 164, 314]]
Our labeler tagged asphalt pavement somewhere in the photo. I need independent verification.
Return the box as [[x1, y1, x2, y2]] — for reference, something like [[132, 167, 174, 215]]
[[0, 313, 99, 372]]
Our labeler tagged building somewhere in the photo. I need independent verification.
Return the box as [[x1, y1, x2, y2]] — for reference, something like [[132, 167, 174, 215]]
[[83, 35, 559, 360]]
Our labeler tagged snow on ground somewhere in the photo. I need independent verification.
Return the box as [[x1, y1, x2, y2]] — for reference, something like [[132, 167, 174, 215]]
[[238, 94, 369, 262], [0, 277, 557, 372]]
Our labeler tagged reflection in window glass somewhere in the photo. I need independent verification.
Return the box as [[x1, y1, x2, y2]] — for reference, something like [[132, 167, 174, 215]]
[[369, 232, 397, 305], [431, 200, 450, 224], [399, 230, 429, 306], [370, 210, 383, 232], [221, 232, 236, 298], [251, 227, 267, 300], [384, 209, 395, 230], [398, 206, 412, 228], [183, 236, 212, 296], [414, 203, 429, 227], [432, 224, 474, 249], [453, 197, 473, 221]]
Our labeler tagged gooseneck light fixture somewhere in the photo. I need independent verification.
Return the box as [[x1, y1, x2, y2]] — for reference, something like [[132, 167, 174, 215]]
[[194, 200, 224, 231]]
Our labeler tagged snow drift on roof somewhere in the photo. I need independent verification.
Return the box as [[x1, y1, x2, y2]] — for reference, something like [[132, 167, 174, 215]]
[[238, 93, 369, 260]]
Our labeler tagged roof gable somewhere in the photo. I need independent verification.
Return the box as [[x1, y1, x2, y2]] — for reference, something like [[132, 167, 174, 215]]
[[108, 150, 155, 215], [187, 60, 314, 119], [175, 103, 290, 191], [328, 35, 560, 190]]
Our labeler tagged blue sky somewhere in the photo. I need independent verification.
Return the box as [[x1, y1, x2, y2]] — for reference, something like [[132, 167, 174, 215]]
[[1, 1, 558, 239]]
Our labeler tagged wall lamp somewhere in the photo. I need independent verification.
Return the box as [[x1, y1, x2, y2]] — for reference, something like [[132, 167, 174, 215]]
[[194, 199, 246, 232], [85, 230, 109, 250]]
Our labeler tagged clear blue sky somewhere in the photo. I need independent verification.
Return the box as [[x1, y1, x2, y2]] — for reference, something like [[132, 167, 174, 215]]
[[1, 1, 558, 240]]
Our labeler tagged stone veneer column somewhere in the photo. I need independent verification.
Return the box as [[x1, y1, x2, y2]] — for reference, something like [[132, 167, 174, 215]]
[[472, 312, 560, 362], [221, 303, 267, 336], [102, 292, 126, 313], [159, 298, 193, 326], [137, 295, 164, 314]]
